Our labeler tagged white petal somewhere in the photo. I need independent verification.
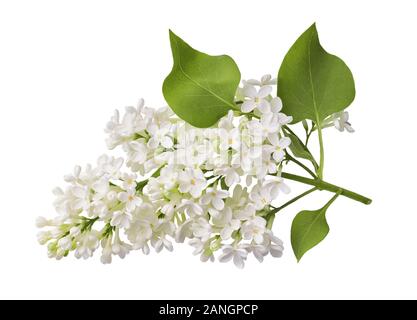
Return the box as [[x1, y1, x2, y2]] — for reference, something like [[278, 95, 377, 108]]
[[267, 133, 279, 146], [200, 194, 212, 205], [246, 79, 261, 86], [270, 97, 283, 112], [161, 136, 173, 148], [253, 250, 264, 263], [219, 251, 234, 263], [280, 137, 291, 148], [261, 74, 271, 83], [345, 124, 355, 133], [241, 100, 256, 113], [147, 137, 159, 149], [279, 182, 291, 194], [118, 192, 128, 202], [243, 85, 257, 98], [220, 227, 233, 240], [258, 86, 272, 98], [233, 254, 245, 269], [257, 101, 271, 113], [212, 197, 224, 211]]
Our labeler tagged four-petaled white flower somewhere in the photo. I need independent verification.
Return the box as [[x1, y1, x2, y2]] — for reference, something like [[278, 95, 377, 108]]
[[218, 245, 248, 269], [241, 216, 267, 244], [118, 188, 142, 211], [147, 123, 174, 149], [241, 85, 272, 113], [268, 136, 291, 162], [200, 188, 229, 211], [178, 168, 206, 198]]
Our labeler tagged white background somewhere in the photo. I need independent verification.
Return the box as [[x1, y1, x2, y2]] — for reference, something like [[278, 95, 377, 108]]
[[1, 0, 416, 299]]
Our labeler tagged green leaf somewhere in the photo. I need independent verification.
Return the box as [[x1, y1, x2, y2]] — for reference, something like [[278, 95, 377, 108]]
[[278, 23, 355, 124], [163, 30, 241, 128], [291, 192, 340, 261], [284, 131, 317, 168]]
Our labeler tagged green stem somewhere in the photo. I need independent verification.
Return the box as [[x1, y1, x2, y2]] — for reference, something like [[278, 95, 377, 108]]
[[282, 125, 319, 171], [266, 187, 318, 229], [285, 153, 317, 178], [305, 125, 314, 145], [317, 123, 324, 179], [323, 189, 342, 210], [281, 172, 372, 205]]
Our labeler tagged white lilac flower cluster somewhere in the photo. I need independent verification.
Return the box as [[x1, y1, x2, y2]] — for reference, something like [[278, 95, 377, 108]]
[[37, 74, 351, 268]]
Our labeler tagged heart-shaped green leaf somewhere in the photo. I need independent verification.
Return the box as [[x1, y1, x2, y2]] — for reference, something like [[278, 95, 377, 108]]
[[291, 192, 340, 261], [278, 23, 355, 124], [163, 30, 241, 128]]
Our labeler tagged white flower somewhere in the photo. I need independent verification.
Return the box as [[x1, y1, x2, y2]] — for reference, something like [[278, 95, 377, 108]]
[[126, 203, 157, 248], [151, 236, 174, 253], [218, 110, 235, 130], [97, 155, 123, 178], [177, 199, 203, 216], [211, 207, 240, 240], [218, 245, 248, 269], [192, 217, 212, 241], [270, 97, 283, 113], [58, 236, 72, 251], [178, 168, 206, 198], [189, 238, 205, 255], [110, 210, 132, 229], [37, 231, 51, 245], [69, 226, 81, 237], [241, 216, 267, 244], [248, 244, 269, 263], [249, 184, 274, 210], [151, 222, 175, 253], [241, 85, 272, 113], [268, 136, 291, 162], [35, 216, 51, 228], [147, 123, 173, 149], [333, 111, 354, 133], [213, 165, 240, 187], [264, 177, 291, 198], [101, 236, 113, 264], [112, 229, 131, 259], [175, 219, 193, 243], [200, 188, 229, 211], [188, 238, 214, 262], [74, 231, 99, 259], [245, 74, 277, 87], [263, 230, 284, 258], [121, 173, 137, 190], [125, 140, 148, 169], [118, 188, 142, 211], [219, 128, 241, 151], [70, 185, 90, 211], [246, 113, 280, 141], [158, 165, 179, 190]]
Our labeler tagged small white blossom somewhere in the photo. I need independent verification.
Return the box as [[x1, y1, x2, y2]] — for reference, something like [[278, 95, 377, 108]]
[[200, 188, 229, 211], [241, 216, 267, 244], [178, 168, 206, 198], [333, 111, 354, 133], [218, 245, 248, 269], [241, 85, 272, 113], [245, 74, 277, 87], [118, 188, 142, 211], [110, 211, 132, 229]]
